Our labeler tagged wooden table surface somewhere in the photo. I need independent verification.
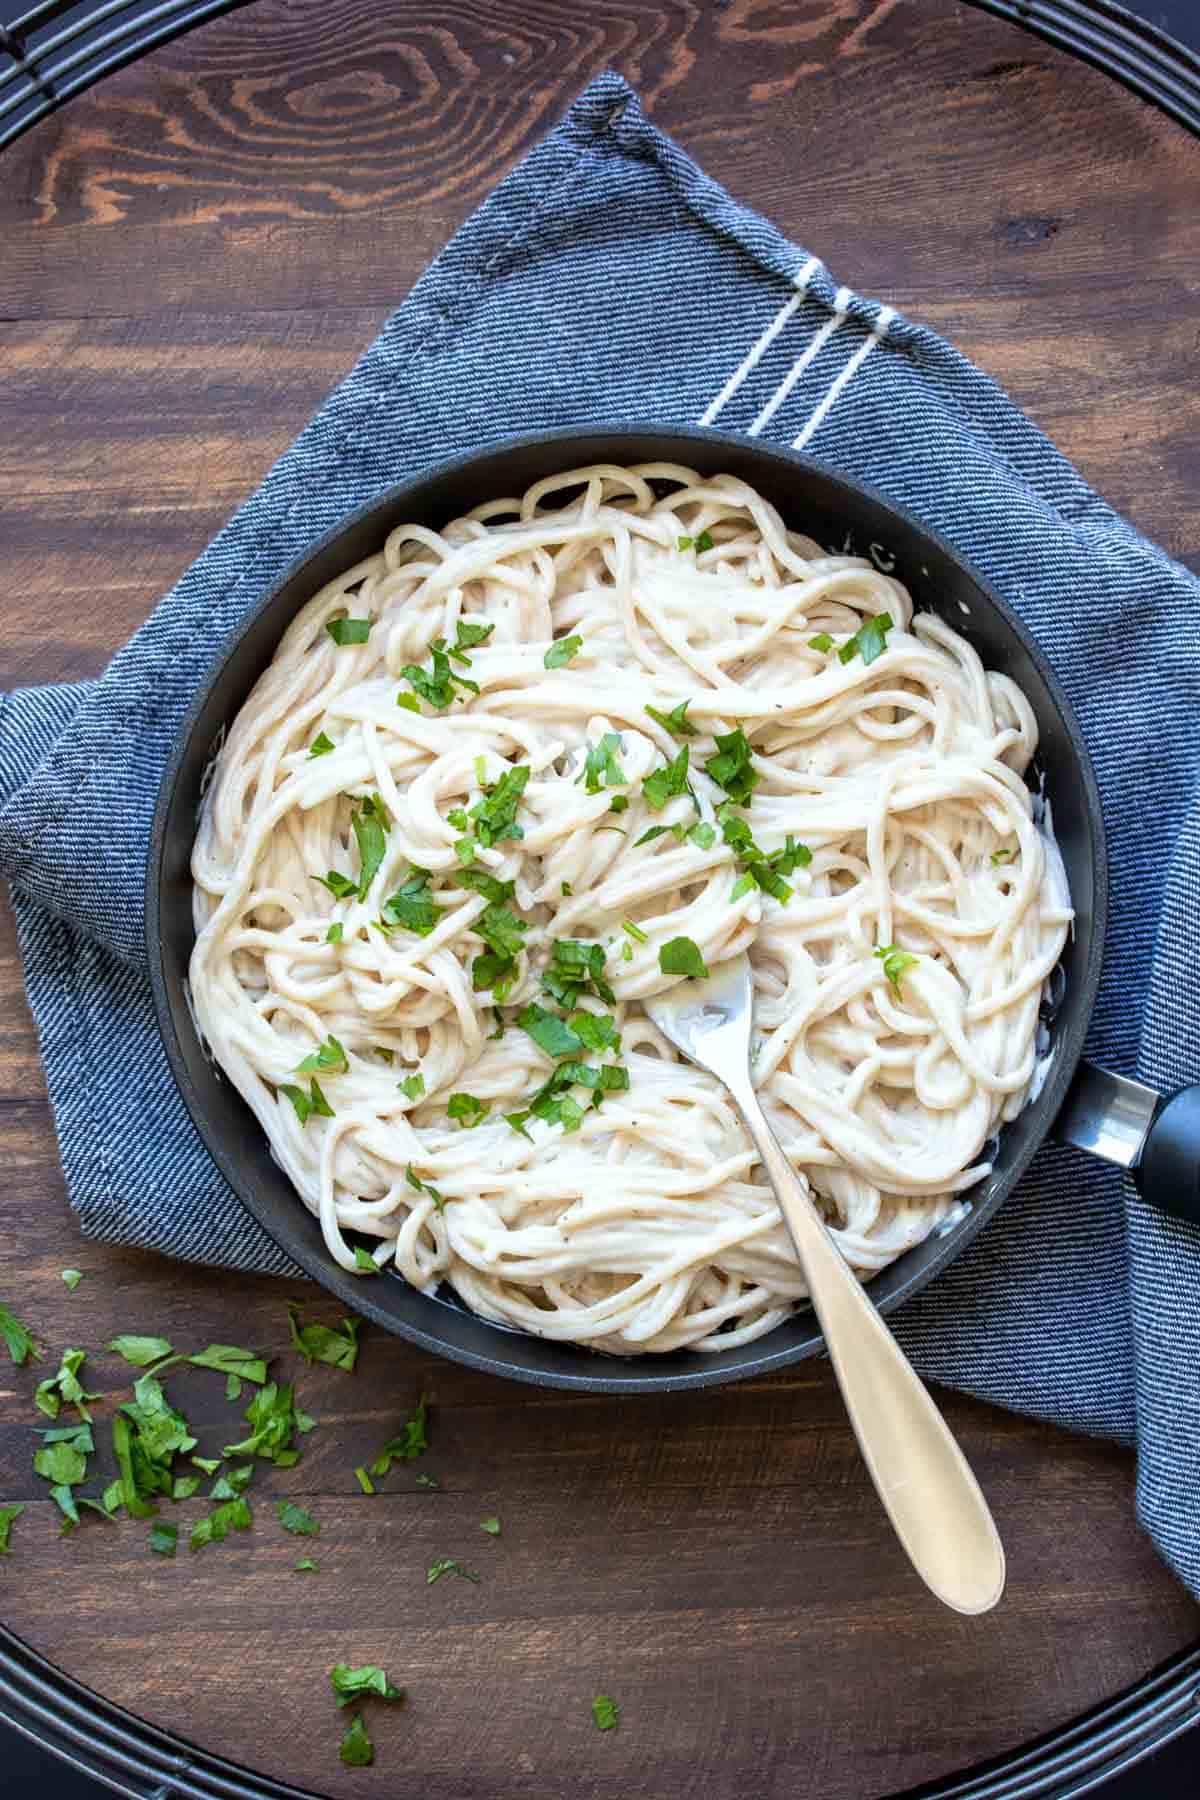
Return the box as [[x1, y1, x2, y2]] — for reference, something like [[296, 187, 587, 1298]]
[[2, 3, 1199, 1796]]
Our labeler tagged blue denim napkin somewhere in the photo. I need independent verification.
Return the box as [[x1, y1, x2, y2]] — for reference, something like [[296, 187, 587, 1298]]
[[3, 74, 1199, 1597]]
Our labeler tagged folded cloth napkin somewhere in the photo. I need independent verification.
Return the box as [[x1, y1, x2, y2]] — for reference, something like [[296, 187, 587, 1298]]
[[3, 73, 1199, 1595]]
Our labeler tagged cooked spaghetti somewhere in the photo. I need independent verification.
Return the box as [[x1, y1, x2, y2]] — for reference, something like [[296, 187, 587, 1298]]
[[190, 464, 1071, 1354]]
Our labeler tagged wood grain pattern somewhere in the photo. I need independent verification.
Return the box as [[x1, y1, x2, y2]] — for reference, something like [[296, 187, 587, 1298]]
[[0, 2, 1198, 1795]]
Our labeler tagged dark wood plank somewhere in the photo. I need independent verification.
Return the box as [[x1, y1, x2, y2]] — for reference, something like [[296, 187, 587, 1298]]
[[0, 3, 1197, 1796]]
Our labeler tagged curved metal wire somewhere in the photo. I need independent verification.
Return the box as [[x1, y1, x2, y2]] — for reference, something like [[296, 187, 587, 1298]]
[[0, 0, 250, 148]]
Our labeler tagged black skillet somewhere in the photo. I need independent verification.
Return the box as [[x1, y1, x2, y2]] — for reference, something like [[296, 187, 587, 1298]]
[[145, 426, 1200, 1394]]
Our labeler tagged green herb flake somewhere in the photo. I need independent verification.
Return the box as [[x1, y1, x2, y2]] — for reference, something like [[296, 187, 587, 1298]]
[[61, 1269, 84, 1292], [223, 1381, 306, 1466], [172, 1474, 201, 1501], [659, 937, 709, 980], [189, 1495, 252, 1552], [188, 1344, 268, 1385], [621, 942, 633, 962], [645, 698, 698, 739], [694, 528, 714, 552], [401, 638, 478, 710], [688, 821, 717, 850], [838, 611, 894, 667], [371, 1395, 429, 1478], [276, 1499, 320, 1537], [331, 1663, 404, 1707], [579, 732, 627, 795], [308, 731, 336, 758], [353, 1246, 380, 1276], [351, 797, 390, 902], [643, 745, 692, 812], [874, 943, 919, 996], [545, 635, 583, 670], [288, 1306, 360, 1373], [354, 1465, 375, 1496], [190, 1457, 220, 1476], [704, 728, 758, 805], [415, 1472, 439, 1489], [0, 1304, 41, 1366], [325, 922, 344, 944], [480, 1516, 501, 1536], [399, 1072, 426, 1102], [35, 1349, 99, 1422], [447, 1092, 489, 1129], [314, 869, 357, 900], [294, 1557, 318, 1572], [621, 919, 648, 944], [450, 617, 495, 660], [593, 1695, 619, 1731], [406, 1167, 445, 1213], [517, 1004, 583, 1060], [541, 938, 615, 1009], [0, 1504, 24, 1553], [325, 617, 372, 647], [427, 1557, 480, 1585], [295, 1033, 349, 1078], [808, 632, 834, 652], [149, 1520, 178, 1557], [340, 1714, 374, 1768], [106, 1334, 173, 1368], [381, 867, 442, 937], [210, 1464, 253, 1501], [991, 847, 1016, 866]]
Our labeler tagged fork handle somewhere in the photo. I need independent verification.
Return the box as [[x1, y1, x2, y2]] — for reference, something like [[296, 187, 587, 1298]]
[[733, 1086, 1006, 1615]]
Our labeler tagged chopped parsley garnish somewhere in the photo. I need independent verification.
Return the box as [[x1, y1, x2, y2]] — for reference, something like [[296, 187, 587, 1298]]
[[34, 1429, 91, 1487], [678, 529, 713, 552], [808, 632, 834, 652], [325, 922, 343, 944], [569, 1010, 621, 1053], [659, 937, 709, 980], [354, 1466, 375, 1495], [353, 1246, 380, 1275], [561, 881, 572, 896], [506, 1058, 628, 1139], [308, 732, 335, 757], [210, 1464, 253, 1500], [295, 1033, 349, 1077], [480, 1516, 501, 1536], [468, 765, 529, 848], [593, 1695, 619, 1731], [191, 1456, 220, 1476], [351, 794, 390, 900], [187, 1344, 267, 1384], [689, 821, 717, 850], [0, 1505, 23, 1554], [381, 867, 442, 937], [704, 728, 758, 805], [450, 618, 495, 659], [642, 745, 692, 812], [172, 1474, 201, 1500], [580, 732, 627, 795], [677, 535, 693, 551], [149, 1520, 178, 1557], [331, 1663, 404, 1707], [720, 810, 812, 903], [838, 612, 893, 666], [294, 1557, 318, 1572], [874, 943, 919, 996], [371, 1395, 429, 1477], [991, 847, 1015, 865], [460, 871, 528, 994], [340, 1714, 373, 1767], [325, 617, 371, 647], [545, 635, 583, 669], [609, 795, 629, 815], [401, 639, 479, 709], [621, 919, 648, 944], [645, 699, 698, 739], [447, 1092, 489, 1128], [288, 1306, 360, 1373], [621, 942, 633, 962], [415, 1472, 439, 1489], [396, 692, 421, 714], [106, 1334, 172, 1367], [189, 1495, 252, 1551], [541, 938, 615, 1008], [427, 1557, 480, 1585], [61, 1269, 83, 1291], [0, 1303, 41, 1366], [399, 1072, 425, 1102], [280, 1080, 334, 1125], [406, 1166, 445, 1212], [277, 1499, 320, 1537], [223, 1381, 310, 1466], [314, 869, 357, 901], [34, 1348, 98, 1421], [518, 1004, 583, 1060]]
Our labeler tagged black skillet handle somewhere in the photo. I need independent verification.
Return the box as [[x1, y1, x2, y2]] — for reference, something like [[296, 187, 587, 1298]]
[[1054, 1062, 1200, 1226]]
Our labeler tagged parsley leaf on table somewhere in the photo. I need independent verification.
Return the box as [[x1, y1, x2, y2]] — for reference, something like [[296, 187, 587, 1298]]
[[288, 1306, 360, 1373]]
